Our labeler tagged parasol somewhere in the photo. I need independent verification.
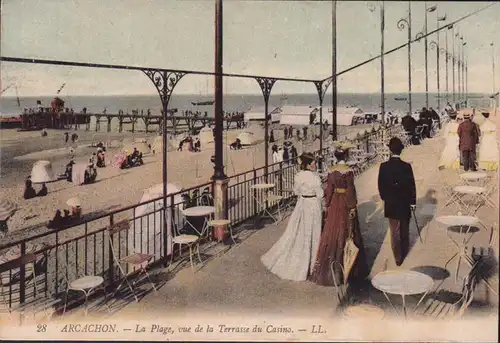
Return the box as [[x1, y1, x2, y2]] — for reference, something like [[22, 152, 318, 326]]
[[0, 199, 17, 221], [66, 197, 82, 207], [343, 209, 359, 281]]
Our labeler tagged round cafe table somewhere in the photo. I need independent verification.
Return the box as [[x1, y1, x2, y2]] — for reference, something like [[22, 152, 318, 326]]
[[371, 270, 434, 318], [460, 171, 488, 183], [435, 215, 482, 283], [250, 183, 278, 223], [181, 206, 215, 237]]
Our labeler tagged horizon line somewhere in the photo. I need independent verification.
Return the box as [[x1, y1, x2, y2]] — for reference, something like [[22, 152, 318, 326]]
[[1, 91, 490, 98]]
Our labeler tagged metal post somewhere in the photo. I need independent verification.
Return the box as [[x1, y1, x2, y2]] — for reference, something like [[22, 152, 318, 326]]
[[465, 60, 468, 107], [445, 28, 449, 103], [397, 2, 412, 116], [331, 0, 338, 140], [452, 26, 456, 104], [492, 42, 497, 111], [380, 1, 385, 124], [457, 31, 461, 107], [424, 1, 429, 108], [435, 14, 446, 111], [213, 0, 226, 180], [255, 78, 276, 180], [315, 79, 332, 169], [461, 39, 466, 107]]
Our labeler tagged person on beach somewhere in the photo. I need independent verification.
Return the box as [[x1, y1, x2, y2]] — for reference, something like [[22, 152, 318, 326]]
[[269, 130, 275, 143], [309, 144, 368, 286], [64, 132, 69, 143], [457, 113, 480, 171], [96, 148, 106, 168], [23, 176, 36, 199], [429, 107, 441, 130], [261, 152, 323, 281], [37, 183, 48, 197], [284, 127, 289, 140], [377, 137, 416, 266], [290, 145, 298, 165]]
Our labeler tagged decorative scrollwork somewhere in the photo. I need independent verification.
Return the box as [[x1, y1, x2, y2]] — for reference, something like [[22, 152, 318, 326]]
[[415, 32, 424, 42], [142, 69, 187, 108], [447, 52, 453, 60], [439, 47, 447, 55], [366, 2, 377, 12], [255, 77, 277, 103], [397, 18, 409, 31], [429, 40, 438, 50], [314, 79, 333, 102]]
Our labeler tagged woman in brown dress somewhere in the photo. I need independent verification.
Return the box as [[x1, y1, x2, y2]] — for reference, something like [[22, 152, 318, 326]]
[[309, 145, 368, 286]]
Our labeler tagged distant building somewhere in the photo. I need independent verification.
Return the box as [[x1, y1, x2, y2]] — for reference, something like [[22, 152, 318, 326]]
[[244, 106, 281, 123], [279, 105, 319, 126]]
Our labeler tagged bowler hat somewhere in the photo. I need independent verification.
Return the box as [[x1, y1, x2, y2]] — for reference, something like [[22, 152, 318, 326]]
[[387, 137, 404, 154]]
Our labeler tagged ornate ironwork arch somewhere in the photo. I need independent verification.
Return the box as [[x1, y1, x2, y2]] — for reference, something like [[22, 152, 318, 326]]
[[255, 77, 277, 103], [142, 70, 187, 108], [314, 79, 333, 103]]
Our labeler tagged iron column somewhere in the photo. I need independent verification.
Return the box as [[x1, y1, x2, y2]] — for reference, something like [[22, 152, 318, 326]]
[[380, 1, 385, 124], [435, 14, 447, 110], [213, 0, 226, 179], [461, 38, 466, 107], [451, 25, 456, 104], [397, 1, 412, 116], [331, 0, 337, 140]]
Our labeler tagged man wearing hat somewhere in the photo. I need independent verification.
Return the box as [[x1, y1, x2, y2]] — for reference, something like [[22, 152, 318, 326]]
[[377, 137, 416, 266], [457, 112, 480, 171]]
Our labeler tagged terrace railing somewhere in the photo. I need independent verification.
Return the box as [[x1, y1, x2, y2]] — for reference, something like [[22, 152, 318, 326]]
[[0, 124, 400, 312]]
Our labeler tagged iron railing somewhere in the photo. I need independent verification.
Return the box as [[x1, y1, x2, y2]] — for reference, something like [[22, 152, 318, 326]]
[[0, 124, 396, 310]]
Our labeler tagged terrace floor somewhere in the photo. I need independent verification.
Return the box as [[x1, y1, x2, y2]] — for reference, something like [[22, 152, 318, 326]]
[[5, 121, 500, 341]]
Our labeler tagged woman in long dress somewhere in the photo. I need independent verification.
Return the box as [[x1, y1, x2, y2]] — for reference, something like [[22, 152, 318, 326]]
[[261, 152, 323, 281], [478, 113, 499, 171], [438, 116, 461, 169], [309, 147, 368, 286]]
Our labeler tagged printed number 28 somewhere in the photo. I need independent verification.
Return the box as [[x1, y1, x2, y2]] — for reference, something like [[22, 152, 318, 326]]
[[37, 324, 47, 332]]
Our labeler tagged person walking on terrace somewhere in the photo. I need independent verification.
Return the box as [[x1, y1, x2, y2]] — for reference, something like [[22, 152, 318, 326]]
[[309, 143, 368, 286], [457, 113, 480, 171], [261, 152, 323, 281], [378, 137, 416, 266]]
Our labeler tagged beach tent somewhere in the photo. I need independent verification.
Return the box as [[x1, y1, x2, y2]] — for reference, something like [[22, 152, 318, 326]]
[[198, 126, 214, 145], [244, 106, 281, 123], [237, 131, 258, 146], [324, 107, 365, 126], [71, 163, 90, 185], [279, 106, 318, 126], [31, 160, 57, 184], [130, 183, 184, 258]]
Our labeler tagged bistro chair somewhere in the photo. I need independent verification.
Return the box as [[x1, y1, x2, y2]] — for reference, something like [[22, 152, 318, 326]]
[[170, 215, 203, 272], [1, 253, 61, 324], [414, 263, 478, 319], [107, 220, 157, 303]]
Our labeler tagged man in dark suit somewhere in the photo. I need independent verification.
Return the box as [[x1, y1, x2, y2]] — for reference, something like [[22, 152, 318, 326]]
[[377, 137, 417, 266], [457, 113, 480, 171]]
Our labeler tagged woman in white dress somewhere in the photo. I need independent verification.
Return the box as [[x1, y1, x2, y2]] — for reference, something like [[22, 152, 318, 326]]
[[438, 117, 461, 169], [261, 152, 323, 281], [478, 113, 499, 171]]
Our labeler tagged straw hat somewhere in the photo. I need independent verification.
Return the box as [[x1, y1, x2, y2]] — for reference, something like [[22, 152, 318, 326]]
[[66, 197, 82, 207], [0, 199, 17, 221], [30, 160, 56, 183]]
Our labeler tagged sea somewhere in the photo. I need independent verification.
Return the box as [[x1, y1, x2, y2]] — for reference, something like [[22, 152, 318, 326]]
[[0, 93, 491, 131]]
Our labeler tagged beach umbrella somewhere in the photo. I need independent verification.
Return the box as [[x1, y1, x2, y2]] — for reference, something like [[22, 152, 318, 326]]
[[30, 160, 57, 184], [123, 142, 150, 154], [0, 199, 17, 221], [343, 209, 360, 282], [66, 197, 82, 207]]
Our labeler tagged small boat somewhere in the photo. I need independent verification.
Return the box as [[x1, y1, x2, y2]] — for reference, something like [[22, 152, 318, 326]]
[[394, 97, 407, 101], [191, 100, 214, 106], [0, 116, 23, 129]]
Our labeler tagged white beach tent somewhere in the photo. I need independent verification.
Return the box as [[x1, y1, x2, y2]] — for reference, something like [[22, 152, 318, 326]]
[[279, 106, 319, 126], [236, 131, 258, 146], [131, 183, 184, 258], [325, 107, 365, 126], [198, 126, 214, 145], [244, 106, 281, 123]]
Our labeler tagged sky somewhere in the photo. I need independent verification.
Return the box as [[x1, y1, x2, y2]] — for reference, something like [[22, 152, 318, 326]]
[[1, 0, 499, 97]]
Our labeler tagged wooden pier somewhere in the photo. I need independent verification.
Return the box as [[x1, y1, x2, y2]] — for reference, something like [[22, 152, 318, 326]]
[[16, 110, 245, 134]]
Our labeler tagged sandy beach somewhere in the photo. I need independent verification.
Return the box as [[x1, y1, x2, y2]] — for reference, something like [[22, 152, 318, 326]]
[[0, 123, 377, 241]]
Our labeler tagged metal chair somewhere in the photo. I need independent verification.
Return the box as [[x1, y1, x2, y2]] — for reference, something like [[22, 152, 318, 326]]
[[1, 253, 61, 324], [107, 220, 157, 303], [170, 215, 202, 272], [414, 263, 478, 319]]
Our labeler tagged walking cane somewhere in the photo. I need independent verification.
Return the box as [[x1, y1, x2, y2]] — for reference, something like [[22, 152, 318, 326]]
[[411, 206, 423, 243]]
